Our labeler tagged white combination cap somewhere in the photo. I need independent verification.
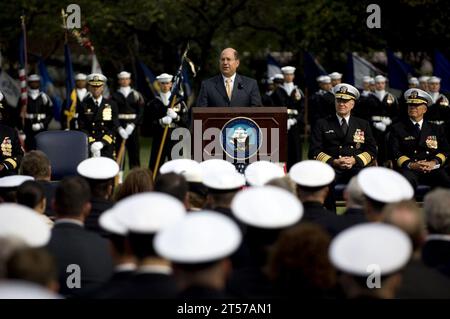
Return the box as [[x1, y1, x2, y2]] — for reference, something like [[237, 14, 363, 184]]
[[77, 157, 119, 180], [202, 169, 245, 191], [113, 192, 186, 234], [160, 159, 203, 183], [333, 83, 360, 100], [244, 161, 285, 186], [329, 223, 412, 276], [98, 208, 127, 236], [231, 186, 303, 229], [199, 159, 236, 175], [357, 167, 414, 203], [289, 160, 335, 188], [154, 211, 242, 264], [404, 88, 433, 106], [0, 203, 51, 247], [0, 175, 34, 188], [87, 73, 107, 86]]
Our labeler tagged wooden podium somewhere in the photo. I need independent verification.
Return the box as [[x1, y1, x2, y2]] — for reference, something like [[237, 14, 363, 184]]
[[191, 107, 287, 163]]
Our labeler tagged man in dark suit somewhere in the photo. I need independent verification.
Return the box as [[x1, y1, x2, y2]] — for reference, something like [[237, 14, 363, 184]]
[[46, 176, 113, 298], [196, 48, 262, 107], [309, 83, 377, 185], [389, 88, 450, 190]]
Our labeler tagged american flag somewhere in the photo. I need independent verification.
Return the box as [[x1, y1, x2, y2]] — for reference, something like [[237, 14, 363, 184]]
[[18, 15, 27, 123]]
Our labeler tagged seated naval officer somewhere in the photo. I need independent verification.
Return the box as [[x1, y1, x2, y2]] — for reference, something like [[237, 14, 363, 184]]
[[389, 88, 450, 190], [309, 83, 377, 185]]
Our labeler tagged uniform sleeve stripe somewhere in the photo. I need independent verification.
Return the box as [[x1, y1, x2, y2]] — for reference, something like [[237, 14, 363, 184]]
[[357, 152, 371, 166], [436, 153, 446, 164], [316, 152, 331, 163], [88, 137, 95, 143], [397, 156, 410, 167], [4, 158, 17, 169], [102, 135, 113, 144]]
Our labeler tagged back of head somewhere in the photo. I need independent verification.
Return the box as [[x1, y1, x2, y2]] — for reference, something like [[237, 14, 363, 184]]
[[266, 176, 297, 195], [6, 247, 57, 289], [383, 200, 424, 252], [54, 176, 91, 218], [115, 167, 154, 201], [16, 181, 45, 210], [344, 176, 365, 209], [20, 151, 51, 180], [155, 173, 188, 203], [424, 188, 450, 234]]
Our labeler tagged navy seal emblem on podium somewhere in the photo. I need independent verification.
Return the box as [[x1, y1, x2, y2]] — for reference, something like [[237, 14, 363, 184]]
[[221, 117, 262, 160]]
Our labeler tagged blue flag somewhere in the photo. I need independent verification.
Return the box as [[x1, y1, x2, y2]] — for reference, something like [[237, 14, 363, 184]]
[[387, 50, 416, 91], [434, 50, 450, 93], [182, 66, 192, 97], [64, 43, 75, 109], [137, 60, 159, 98], [267, 54, 282, 79], [346, 52, 382, 89], [303, 52, 327, 92], [38, 57, 62, 121]]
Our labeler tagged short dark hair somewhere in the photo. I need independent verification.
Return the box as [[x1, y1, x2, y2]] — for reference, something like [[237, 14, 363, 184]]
[[20, 151, 51, 179], [86, 178, 113, 199], [54, 176, 91, 217], [16, 181, 45, 209], [154, 173, 188, 202]]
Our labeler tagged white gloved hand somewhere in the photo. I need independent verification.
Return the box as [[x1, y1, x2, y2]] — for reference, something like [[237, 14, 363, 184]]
[[381, 117, 392, 126], [125, 123, 135, 135], [32, 123, 44, 131], [160, 116, 173, 125], [287, 118, 297, 130], [166, 108, 178, 119], [373, 122, 387, 132], [118, 127, 129, 140], [90, 141, 104, 157], [19, 131, 26, 142]]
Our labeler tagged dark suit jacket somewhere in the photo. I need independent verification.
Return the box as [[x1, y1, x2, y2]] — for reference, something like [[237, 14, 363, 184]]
[[196, 74, 262, 107], [46, 221, 114, 298], [422, 238, 450, 278]]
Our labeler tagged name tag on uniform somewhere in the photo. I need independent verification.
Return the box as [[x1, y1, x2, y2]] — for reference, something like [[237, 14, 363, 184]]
[[325, 130, 335, 134], [404, 136, 415, 140]]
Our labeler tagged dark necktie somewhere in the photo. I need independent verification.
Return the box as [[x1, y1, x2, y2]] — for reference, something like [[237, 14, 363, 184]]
[[414, 123, 420, 138], [341, 118, 349, 135]]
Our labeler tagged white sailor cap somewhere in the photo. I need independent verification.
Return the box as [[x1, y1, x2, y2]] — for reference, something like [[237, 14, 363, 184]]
[[333, 83, 360, 100], [0, 175, 34, 188], [0, 280, 61, 299], [112, 192, 186, 234], [369, 77, 375, 84], [117, 71, 131, 79], [419, 76, 430, 83], [75, 73, 87, 81], [244, 161, 285, 186], [77, 157, 119, 180], [199, 159, 236, 175], [87, 73, 107, 86], [357, 167, 414, 203], [404, 88, 433, 106], [374, 75, 387, 83], [289, 160, 335, 188], [99, 208, 127, 236], [329, 223, 412, 277], [408, 77, 419, 85], [202, 169, 245, 191], [0, 203, 51, 247], [363, 76, 372, 83], [273, 73, 284, 80], [160, 159, 203, 183], [281, 66, 296, 74], [231, 186, 303, 229], [156, 73, 173, 83], [27, 74, 40, 82], [428, 76, 441, 84], [329, 72, 342, 80], [267, 77, 274, 84], [154, 211, 242, 264], [321, 75, 331, 84]]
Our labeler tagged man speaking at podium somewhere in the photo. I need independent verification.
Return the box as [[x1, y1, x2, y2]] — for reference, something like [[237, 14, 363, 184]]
[[196, 48, 262, 107]]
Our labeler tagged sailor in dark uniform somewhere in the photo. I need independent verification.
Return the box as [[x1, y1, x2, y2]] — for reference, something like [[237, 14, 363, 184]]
[[329, 72, 342, 88], [0, 99, 23, 177], [308, 75, 335, 128], [20, 74, 53, 151], [61, 73, 89, 130], [270, 66, 304, 169], [424, 76, 450, 141], [148, 73, 189, 171], [112, 71, 145, 169], [309, 83, 377, 185], [78, 73, 124, 159], [154, 211, 242, 299], [389, 88, 450, 190]]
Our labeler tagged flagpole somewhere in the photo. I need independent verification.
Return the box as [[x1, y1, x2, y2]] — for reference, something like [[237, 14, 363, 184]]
[[19, 15, 28, 130]]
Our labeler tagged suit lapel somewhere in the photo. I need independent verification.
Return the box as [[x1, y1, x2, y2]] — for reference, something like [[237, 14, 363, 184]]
[[230, 74, 242, 105], [214, 75, 229, 103]]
